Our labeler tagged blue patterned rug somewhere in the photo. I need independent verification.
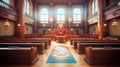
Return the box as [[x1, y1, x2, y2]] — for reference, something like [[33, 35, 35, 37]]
[[46, 45, 77, 63]]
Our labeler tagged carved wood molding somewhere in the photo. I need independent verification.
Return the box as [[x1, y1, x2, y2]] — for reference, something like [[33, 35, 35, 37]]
[[24, 15, 34, 25], [105, 7, 120, 20], [0, 6, 18, 21], [87, 13, 98, 25]]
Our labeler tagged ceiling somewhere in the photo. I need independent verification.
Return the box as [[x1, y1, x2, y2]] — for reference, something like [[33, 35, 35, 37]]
[[33, 0, 87, 3]]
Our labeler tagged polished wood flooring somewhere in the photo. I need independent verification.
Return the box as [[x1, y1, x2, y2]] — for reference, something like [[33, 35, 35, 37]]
[[0, 41, 120, 67]]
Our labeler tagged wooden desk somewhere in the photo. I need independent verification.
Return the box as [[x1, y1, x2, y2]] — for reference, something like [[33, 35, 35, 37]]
[[56, 36, 66, 43]]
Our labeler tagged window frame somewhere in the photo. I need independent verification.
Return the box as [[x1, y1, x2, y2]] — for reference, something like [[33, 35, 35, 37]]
[[56, 8, 65, 23], [40, 8, 49, 23], [73, 8, 82, 23]]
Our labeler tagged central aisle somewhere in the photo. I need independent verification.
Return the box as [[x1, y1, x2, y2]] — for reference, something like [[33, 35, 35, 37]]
[[34, 41, 90, 67], [46, 41, 77, 63]]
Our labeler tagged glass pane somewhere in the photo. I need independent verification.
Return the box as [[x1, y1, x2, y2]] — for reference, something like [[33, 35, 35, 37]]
[[41, 8, 48, 14], [2, 0, 10, 4], [57, 17, 60, 21], [40, 18, 44, 21], [77, 15, 80, 18], [24, 0, 27, 13], [57, 8, 65, 14], [95, 0, 98, 12], [57, 15, 60, 18], [73, 15, 76, 20], [61, 18, 64, 21], [92, 0, 95, 14]]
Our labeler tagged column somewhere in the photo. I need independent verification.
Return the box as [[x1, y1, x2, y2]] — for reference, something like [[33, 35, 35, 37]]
[[84, 2, 88, 34], [68, 2, 72, 29], [33, 1, 38, 34], [98, 0, 105, 39], [50, 2, 54, 29], [17, 0, 25, 39]]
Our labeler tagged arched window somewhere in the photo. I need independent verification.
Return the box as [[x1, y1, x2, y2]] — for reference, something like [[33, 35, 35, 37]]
[[40, 8, 49, 23], [57, 8, 65, 23], [73, 8, 81, 23]]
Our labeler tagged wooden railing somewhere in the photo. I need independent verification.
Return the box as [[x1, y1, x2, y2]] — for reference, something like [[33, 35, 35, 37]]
[[105, 0, 120, 11]]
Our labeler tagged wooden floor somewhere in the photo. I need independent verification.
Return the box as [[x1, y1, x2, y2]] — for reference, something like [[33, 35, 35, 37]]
[[0, 41, 120, 67]]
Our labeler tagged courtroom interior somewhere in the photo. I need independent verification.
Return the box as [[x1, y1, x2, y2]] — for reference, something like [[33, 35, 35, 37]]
[[0, 0, 120, 67]]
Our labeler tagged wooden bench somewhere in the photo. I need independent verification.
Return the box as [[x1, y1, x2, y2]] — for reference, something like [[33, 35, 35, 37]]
[[0, 37, 52, 53], [74, 40, 102, 49], [25, 38, 52, 49], [0, 38, 52, 49], [0, 47, 38, 64], [84, 47, 120, 64], [77, 42, 120, 54], [67, 35, 80, 41], [75, 40, 120, 49], [70, 38, 100, 45], [72, 38, 100, 49], [43, 35, 55, 40], [0, 42, 45, 54]]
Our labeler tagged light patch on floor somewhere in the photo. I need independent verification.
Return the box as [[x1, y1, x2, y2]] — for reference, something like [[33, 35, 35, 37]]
[[46, 44, 77, 63]]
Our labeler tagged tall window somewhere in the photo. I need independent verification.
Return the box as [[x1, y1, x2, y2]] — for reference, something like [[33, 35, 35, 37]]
[[40, 8, 49, 23], [24, 0, 33, 16], [24, 0, 30, 15], [26, 0, 30, 15], [57, 8, 65, 23], [92, 0, 95, 15], [95, 0, 98, 13], [92, 0, 98, 15], [73, 8, 81, 23]]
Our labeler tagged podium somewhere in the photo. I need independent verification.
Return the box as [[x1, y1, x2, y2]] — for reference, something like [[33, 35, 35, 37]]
[[56, 36, 66, 43]]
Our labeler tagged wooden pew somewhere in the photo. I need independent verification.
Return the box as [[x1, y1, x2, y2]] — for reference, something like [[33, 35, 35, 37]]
[[70, 38, 100, 45], [0, 43, 45, 54], [74, 40, 120, 49], [0, 38, 52, 49], [25, 38, 52, 49], [26, 38, 52, 45], [72, 38, 100, 49], [84, 47, 120, 64], [0, 47, 38, 64], [66, 35, 80, 41], [0, 38, 52, 53], [77, 42, 120, 54], [43, 35, 55, 40]]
